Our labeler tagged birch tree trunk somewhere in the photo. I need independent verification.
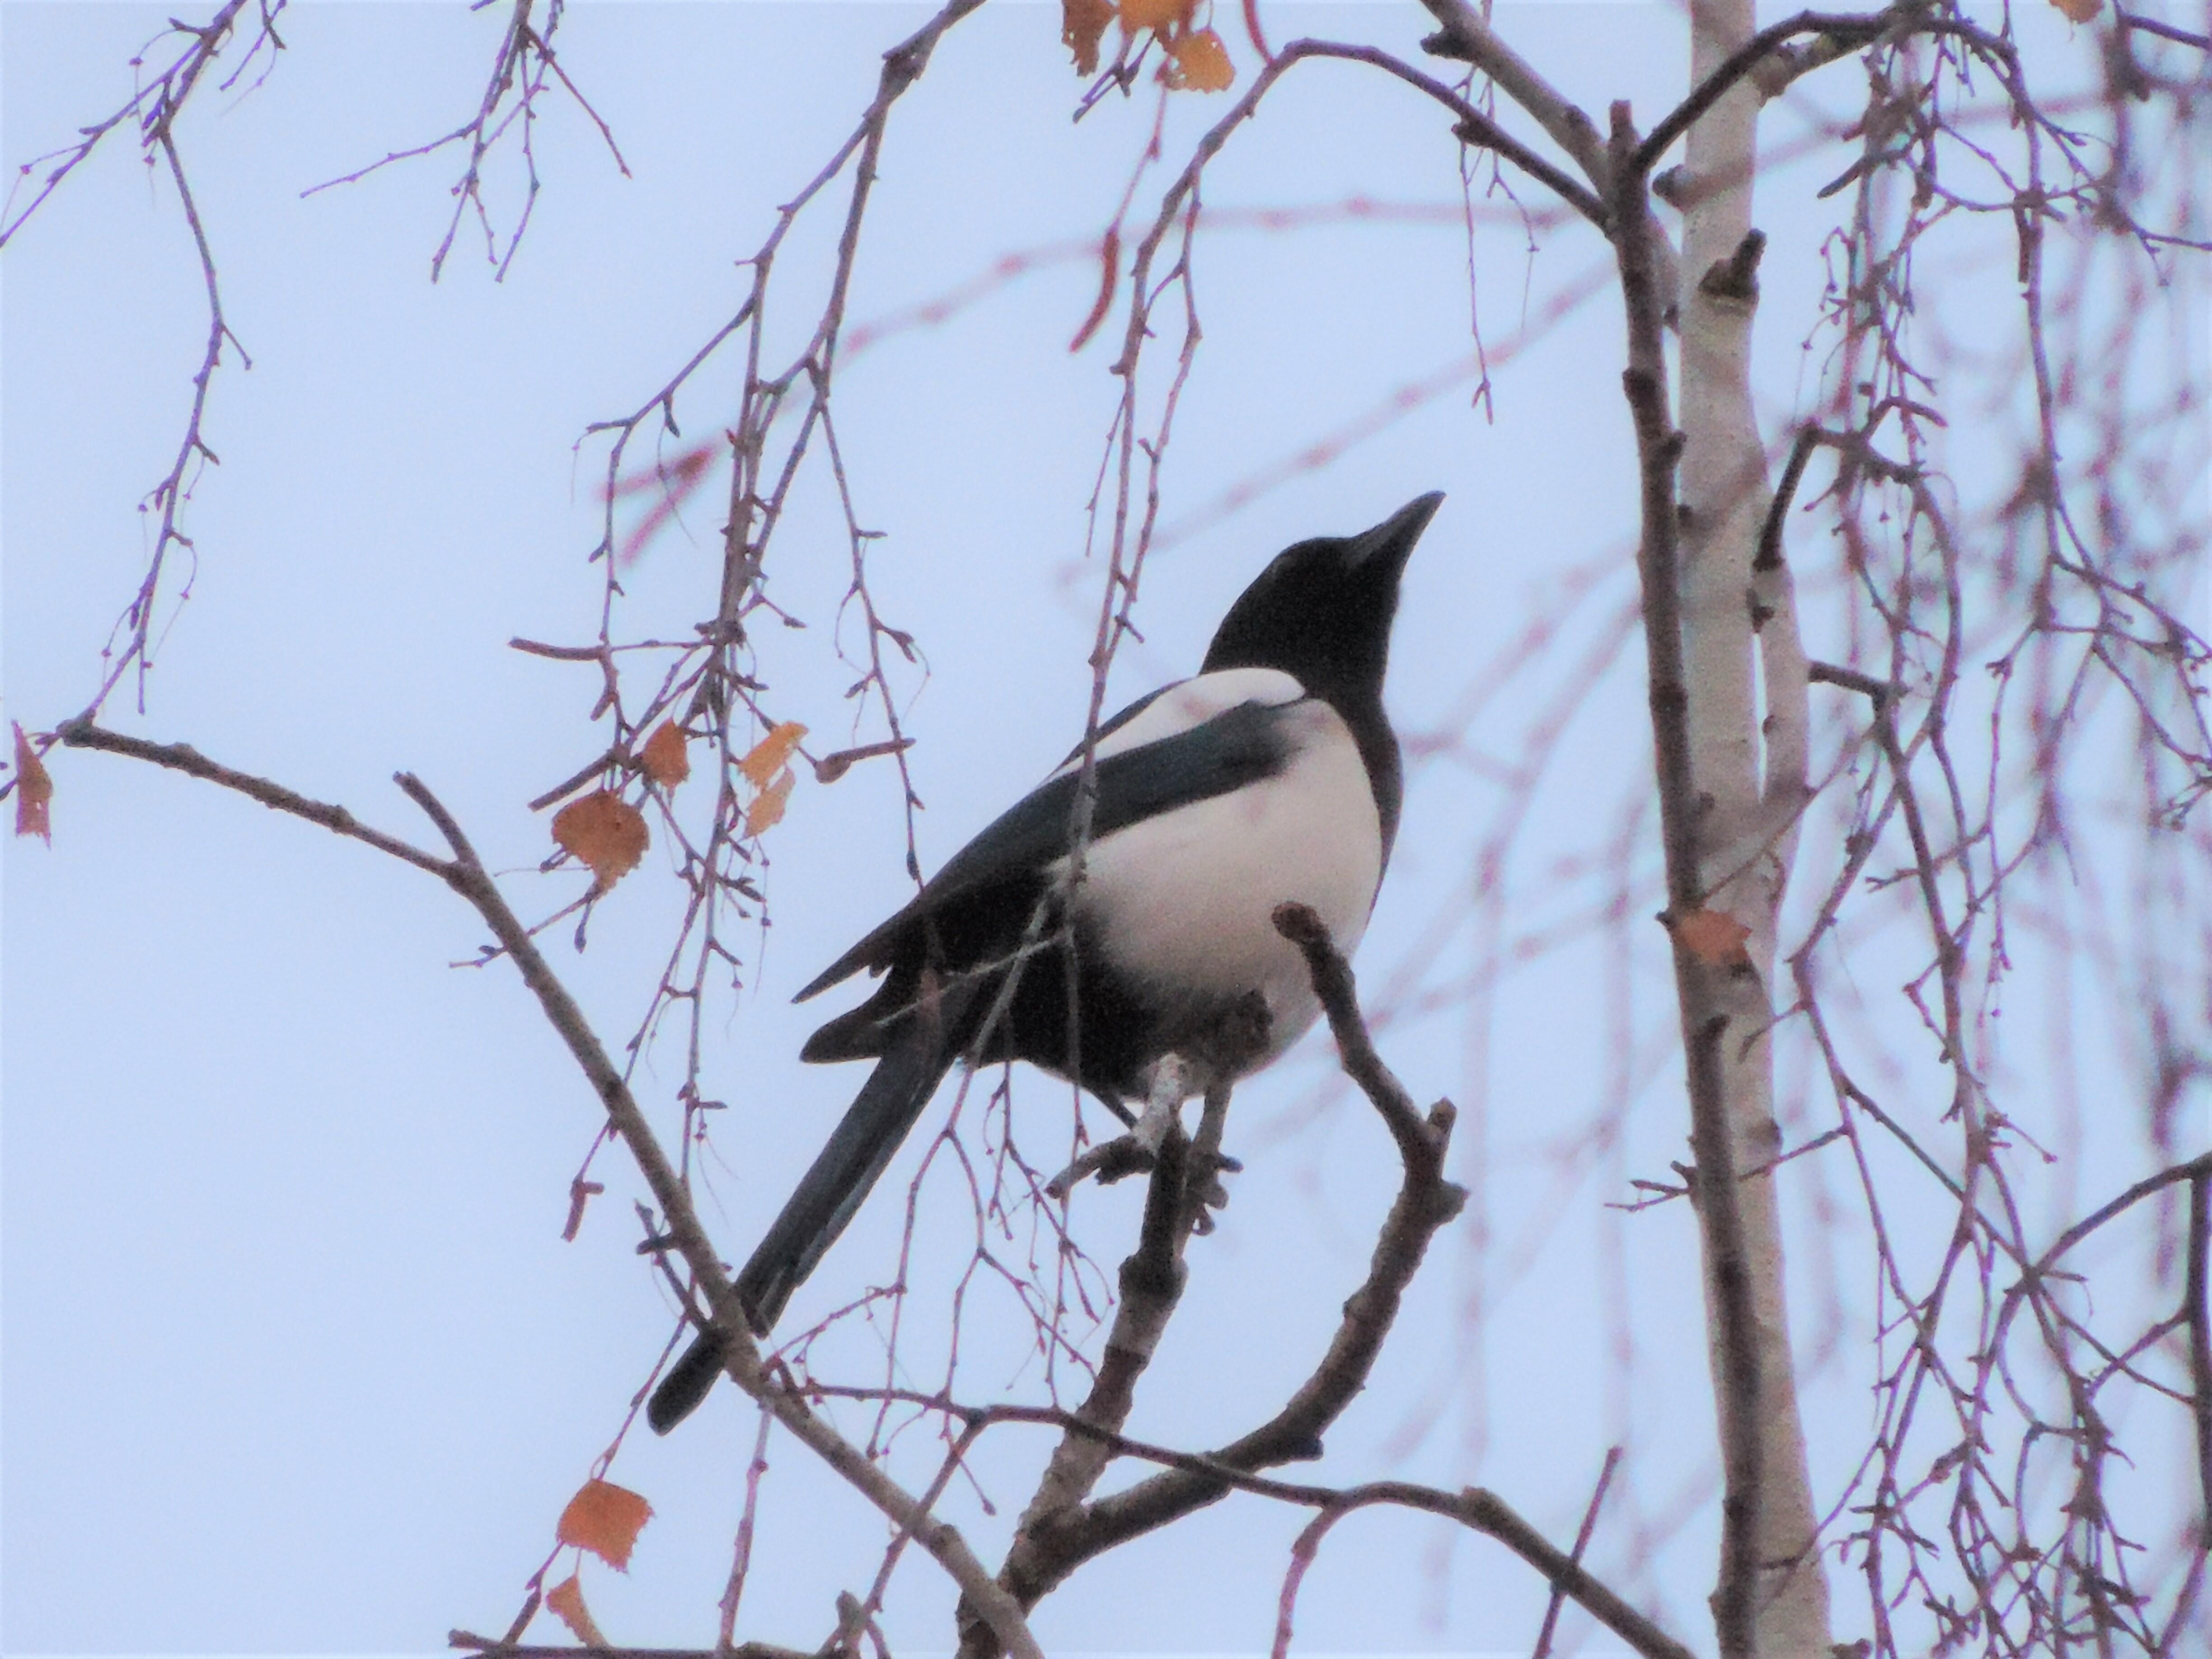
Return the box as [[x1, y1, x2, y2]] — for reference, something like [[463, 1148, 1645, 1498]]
[[1674, 1, 1831, 1652]]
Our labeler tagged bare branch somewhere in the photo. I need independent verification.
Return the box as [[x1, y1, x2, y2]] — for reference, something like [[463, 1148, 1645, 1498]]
[[1634, 7, 1896, 174], [56, 719, 449, 877], [302, 0, 626, 280], [849, 1395, 1688, 1659], [0, 1, 277, 249], [2117, 7, 2212, 51], [1271, 901, 1441, 1172], [1416, 0, 1609, 190], [1285, 41, 1607, 228], [1268, 1483, 1694, 1659], [448, 1642, 809, 1659], [966, 908, 1468, 1650], [393, 775, 1046, 1659]]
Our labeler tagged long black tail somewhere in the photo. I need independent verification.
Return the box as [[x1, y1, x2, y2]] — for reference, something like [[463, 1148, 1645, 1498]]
[[646, 1000, 966, 1434]]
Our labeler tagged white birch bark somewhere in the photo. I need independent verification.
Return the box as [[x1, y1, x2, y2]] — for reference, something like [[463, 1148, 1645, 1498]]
[[1675, 2, 1832, 1652]]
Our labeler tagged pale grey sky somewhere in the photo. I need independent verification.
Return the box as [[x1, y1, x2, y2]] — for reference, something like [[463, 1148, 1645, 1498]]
[[4, 4, 2197, 1655]]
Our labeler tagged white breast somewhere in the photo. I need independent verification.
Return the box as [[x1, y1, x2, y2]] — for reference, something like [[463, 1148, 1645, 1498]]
[[1058, 694, 1382, 1072]]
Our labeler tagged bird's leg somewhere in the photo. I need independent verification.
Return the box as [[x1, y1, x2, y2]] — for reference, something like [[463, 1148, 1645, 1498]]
[[1178, 1078, 1241, 1234], [1166, 992, 1268, 1227], [1129, 1052, 1194, 1154], [1045, 1053, 1200, 1198], [1045, 989, 1274, 1201], [1046, 1049, 1254, 1216]]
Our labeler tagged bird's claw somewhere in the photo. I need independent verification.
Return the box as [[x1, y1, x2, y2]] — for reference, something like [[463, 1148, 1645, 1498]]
[[1045, 1136, 1242, 1205]]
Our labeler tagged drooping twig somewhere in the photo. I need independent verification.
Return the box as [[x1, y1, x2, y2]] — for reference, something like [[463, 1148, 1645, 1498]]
[[0, 1, 278, 249], [389, 775, 1046, 1659], [2, 5, 298, 719], [1416, 0, 1610, 190], [302, 0, 628, 281], [558, 0, 987, 1201]]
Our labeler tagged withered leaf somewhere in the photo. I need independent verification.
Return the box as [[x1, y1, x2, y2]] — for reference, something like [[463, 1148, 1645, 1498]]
[[738, 722, 807, 788], [12, 723, 51, 844], [1667, 906, 1753, 967], [638, 721, 691, 789], [1069, 225, 1121, 354], [544, 1574, 606, 1646], [745, 770, 797, 838], [555, 1477, 654, 1571], [1063, 0, 1114, 74], [1120, 0, 1191, 30], [1162, 25, 1234, 91], [553, 791, 649, 892]]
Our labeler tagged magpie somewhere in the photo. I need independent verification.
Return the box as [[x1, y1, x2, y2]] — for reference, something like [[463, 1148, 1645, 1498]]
[[647, 492, 1440, 1433]]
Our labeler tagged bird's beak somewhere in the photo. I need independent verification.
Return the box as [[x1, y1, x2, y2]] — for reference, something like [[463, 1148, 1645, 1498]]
[[1346, 492, 1444, 576]]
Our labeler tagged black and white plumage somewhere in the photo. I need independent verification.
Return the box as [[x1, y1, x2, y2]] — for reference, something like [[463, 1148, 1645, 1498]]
[[647, 492, 1441, 1434]]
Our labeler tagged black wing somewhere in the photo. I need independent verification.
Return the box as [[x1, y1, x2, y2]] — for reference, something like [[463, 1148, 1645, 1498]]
[[794, 694, 1299, 1002]]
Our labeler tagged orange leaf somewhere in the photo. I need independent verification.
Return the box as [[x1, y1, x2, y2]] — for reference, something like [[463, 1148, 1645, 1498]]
[[639, 721, 690, 789], [544, 1573, 606, 1646], [1120, 0, 1191, 30], [1063, 0, 1114, 73], [738, 722, 808, 788], [1162, 26, 1234, 91], [745, 770, 796, 838], [552, 791, 649, 892], [2048, 0, 2100, 18], [12, 723, 51, 844], [1668, 907, 1752, 967], [556, 1478, 654, 1570]]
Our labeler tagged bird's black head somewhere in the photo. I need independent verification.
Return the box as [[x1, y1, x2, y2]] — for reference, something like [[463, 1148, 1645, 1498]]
[[1200, 492, 1442, 713]]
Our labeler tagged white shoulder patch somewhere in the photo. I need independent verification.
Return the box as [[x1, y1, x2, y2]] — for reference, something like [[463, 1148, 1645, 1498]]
[[1058, 666, 1307, 774]]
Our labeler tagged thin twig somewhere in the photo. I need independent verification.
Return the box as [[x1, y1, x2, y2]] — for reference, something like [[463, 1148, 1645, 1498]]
[[1417, 0, 1610, 189], [56, 720, 449, 876], [0, 2, 270, 248], [1633, 8, 1895, 173], [1285, 41, 1607, 228], [1532, 1446, 1624, 1659], [2190, 1172, 2212, 1544]]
